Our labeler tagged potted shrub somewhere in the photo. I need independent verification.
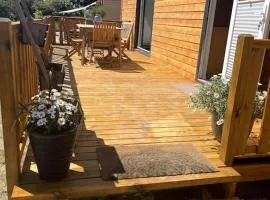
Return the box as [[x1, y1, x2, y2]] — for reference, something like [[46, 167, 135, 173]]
[[84, 6, 106, 24], [22, 89, 81, 181], [189, 75, 266, 142]]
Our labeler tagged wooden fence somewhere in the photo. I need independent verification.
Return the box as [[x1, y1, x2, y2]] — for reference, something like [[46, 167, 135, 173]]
[[0, 19, 39, 195], [220, 34, 270, 166]]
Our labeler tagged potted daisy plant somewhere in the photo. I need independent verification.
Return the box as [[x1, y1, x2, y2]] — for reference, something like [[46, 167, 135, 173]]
[[23, 89, 81, 181], [189, 75, 266, 142]]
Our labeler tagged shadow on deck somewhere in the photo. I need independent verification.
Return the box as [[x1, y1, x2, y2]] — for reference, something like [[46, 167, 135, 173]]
[[11, 51, 240, 199]]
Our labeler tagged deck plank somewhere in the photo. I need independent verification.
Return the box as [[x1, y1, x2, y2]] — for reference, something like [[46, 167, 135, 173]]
[[12, 51, 240, 199]]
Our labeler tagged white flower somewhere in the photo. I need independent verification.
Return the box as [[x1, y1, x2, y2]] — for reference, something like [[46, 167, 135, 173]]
[[47, 107, 56, 115], [206, 91, 211, 95], [38, 104, 46, 110], [258, 95, 264, 101], [217, 119, 224, 126], [57, 118, 66, 126], [37, 118, 47, 126], [38, 111, 46, 119], [57, 100, 65, 107], [214, 93, 220, 99], [37, 119, 44, 126], [66, 89, 74, 96], [50, 114, 56, 119], [31, 111, 39, 118], [221, 78, 228, 84], [51, 89, 57, 93], [54, 92, 61, 97], [50, 95, 57, 101]]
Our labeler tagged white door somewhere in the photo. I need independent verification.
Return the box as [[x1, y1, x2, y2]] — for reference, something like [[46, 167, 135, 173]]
[[222, 0, 270, 79]]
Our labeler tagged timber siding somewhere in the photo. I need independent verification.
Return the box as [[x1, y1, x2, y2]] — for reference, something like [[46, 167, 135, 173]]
[[121, 0, 206, 80]]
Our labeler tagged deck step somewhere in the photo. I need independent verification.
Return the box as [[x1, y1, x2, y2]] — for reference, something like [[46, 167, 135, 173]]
[[12, 167, 240, 200]]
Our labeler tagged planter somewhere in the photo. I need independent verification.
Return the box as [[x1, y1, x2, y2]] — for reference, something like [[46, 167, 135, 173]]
[[22, 21, 49, 47], [40, 63, 66, 92], [211, 113, 255, 143], [211, 113, 223, 142], [29, 128, 76, 181]]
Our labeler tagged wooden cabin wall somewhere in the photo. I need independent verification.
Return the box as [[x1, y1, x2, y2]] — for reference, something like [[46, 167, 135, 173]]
[[121, 0, 137, 23], [121, 0, 206, 80], [103, 0, 121, 20], [151, 0, 206, 80]]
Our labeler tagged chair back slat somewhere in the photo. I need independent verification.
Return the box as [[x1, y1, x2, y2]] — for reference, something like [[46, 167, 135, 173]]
[[93, 22, 116, 44], [63, 18, 85, 44], [121, 21, 133, 42]]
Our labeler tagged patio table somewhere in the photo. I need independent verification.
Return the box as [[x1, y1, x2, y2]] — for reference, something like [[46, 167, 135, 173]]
[[77, 24, 124, 65]]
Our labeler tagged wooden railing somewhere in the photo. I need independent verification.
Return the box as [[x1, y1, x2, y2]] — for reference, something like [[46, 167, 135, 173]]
[[43, 16, 125, 45], [0, 19, 39, 195], [220, 34, 270, 166]]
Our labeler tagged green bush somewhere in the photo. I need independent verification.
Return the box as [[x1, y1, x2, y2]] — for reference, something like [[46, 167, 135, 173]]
[[33, 9, 43, 19], [84, 6, 106, 19]]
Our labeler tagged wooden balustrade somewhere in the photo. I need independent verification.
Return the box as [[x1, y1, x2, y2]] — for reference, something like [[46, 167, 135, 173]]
[[0, 18, 39, 195], [220, 34, 270, 166], [43, 16, 124, 45]]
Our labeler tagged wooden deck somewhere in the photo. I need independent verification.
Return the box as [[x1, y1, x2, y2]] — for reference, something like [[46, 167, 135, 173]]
[[12, 51, 240, 199]]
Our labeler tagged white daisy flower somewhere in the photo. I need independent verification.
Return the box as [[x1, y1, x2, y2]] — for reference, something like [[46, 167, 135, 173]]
[[38, 111, 46, 119], [51, 89, 57, 93], [216, 119, 224, 126], [31, 111, 39, 118], [50, 114, 56, 119], [37, 119, 45, 126], [66, 89, 74, 96], [38, 104, 46, 110], [214, 93, 220, 99], [50, 95, 57, 101], [57, 100, 65, 107], [54, 92, 61, 97], [57, 118, 66, 126]]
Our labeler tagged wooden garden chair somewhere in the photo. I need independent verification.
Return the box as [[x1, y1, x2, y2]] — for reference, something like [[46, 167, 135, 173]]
[[63, 18, 85, 58], [114, 21, 133, 60], [89, 22, 117, 66]]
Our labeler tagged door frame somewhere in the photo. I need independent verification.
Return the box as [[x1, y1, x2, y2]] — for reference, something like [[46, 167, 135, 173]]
[[134, 0, 154, 54], [222, 0, 270, 78], [197, 0, 217, 80]]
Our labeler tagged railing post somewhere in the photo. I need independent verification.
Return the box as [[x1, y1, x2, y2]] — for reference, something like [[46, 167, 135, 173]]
[[0, 18, 20, 197], [220, 34, 265, 166], [59, 17, 64, 45]]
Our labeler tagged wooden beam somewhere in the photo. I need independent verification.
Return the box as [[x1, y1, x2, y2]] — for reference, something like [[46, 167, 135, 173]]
[[258, 80, 270, 153], [0, 18, 20, 197], [220, 35, 264, 166]]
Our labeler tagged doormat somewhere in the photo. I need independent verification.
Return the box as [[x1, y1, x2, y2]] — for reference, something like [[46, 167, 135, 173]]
[[96, 143, 217, 180]]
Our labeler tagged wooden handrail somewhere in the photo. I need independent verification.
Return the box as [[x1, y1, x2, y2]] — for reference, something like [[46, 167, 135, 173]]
[[220, 34, 270, 166]]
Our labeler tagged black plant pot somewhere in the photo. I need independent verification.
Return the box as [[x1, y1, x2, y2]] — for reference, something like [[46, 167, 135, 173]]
[[211, 113, 223, 142], [29, 128, 76, 181]]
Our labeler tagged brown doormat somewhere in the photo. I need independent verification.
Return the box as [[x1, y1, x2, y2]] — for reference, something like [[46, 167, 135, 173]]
[[96, 144, 217, 180]]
